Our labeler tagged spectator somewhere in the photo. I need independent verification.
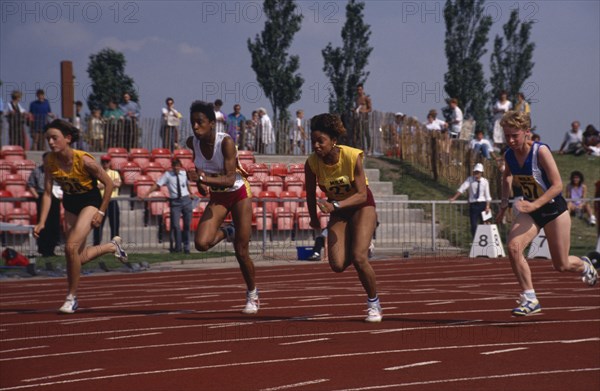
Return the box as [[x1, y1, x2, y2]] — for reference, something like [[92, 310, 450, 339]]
[[89, 108, 105, 151], [582, 124, 600, 155], [243, 111, 259, 151], [257, 107, 274, 154], [26, 152, 61, 257], [531, 133, 541, 142], [492, 90, 512, 147], [566, 171, 596, 226], [119, 92, 140, 150], [470, 129, 496, 160], [424, 109, 448, 132], [104, 99, 125, 147], [73, 101, 84, 130], [5, 90, 27, 147], [354, 84, 373, 154], [141, 159, 192, 253], [515, 92, 530, 114], [94, 155, 122, 244], [391, 112, 405, 157], [29, 89, 55, 150], [558, 121, 585, 155], [161, 97, 182, 151], [448, 98, 463, 139], [449, 163, 492, 238], [291, 109, 306, 154], [227, 103, 246, 147], [214, 99, 226, 134]]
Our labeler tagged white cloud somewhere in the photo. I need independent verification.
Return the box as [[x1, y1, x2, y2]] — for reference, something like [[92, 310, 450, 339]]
[[177, 42, 203, 56], [94, 36, 166, 52]]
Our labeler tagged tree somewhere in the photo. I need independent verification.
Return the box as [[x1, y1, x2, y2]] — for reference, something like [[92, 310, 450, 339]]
[[322, 0, 372, 114], [247, 0, 303, 122], [490, 9, 535, 101], [443, 0, 492, 130], [87, 48, 137, 111]]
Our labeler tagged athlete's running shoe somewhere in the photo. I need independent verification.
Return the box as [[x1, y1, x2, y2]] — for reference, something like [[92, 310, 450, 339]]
[[58, 296, 78, 314], [307, 252, 321, 261], [223, 223, 235, 243], [512, 294, 541, 316], [111, 236, 128, 263], [581, 256, 598, 286], [368, 241, 375, 259], [365, 303, 383, 323], [242, 290, 259, 314]]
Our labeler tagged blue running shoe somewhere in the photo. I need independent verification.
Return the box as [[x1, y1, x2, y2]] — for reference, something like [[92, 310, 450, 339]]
[[222, 223, 235, 243], [512, 294, 541, 316], [59, 296, 78, 314], [581, 256, 598, 286]]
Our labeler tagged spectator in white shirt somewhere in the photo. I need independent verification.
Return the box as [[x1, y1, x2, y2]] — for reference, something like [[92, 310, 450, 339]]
[[470, 129, 496, 160], [558, 121, 585, 155]]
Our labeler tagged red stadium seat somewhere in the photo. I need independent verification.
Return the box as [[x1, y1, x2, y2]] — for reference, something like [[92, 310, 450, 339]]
[[18, 190, 37, 222], [12, 159, 36, 181], [107, 147, 128, 156], [129, 148, 151, 170], [133, 175, 155, 197], [288, 163, 304, 174], [119, 162, 142, 185], [2, 174, 27, 197], [247, 176, 264, 199], [0, 190, 15, 220], [173, 148, 193, 164], [6, 208, 30, 234], [279, 190, 299, 215], [143, 162, 165, 182], [1, 145, 26, 161], [0, 161, 15, 183], [269, 162, 288, 178], [263, 176, 284, 196], [253, 207, 272, 231], [151, 148, 172, 169], [147, 191, 168, 216], [296, 207, 312, 230], [284, 175, 304, 196], [246, 163, 269, 179], [108, 147, 129, 170], [258, 191, 278, 215], [191, 206, 204, 230], [237, 150, 255, 165]]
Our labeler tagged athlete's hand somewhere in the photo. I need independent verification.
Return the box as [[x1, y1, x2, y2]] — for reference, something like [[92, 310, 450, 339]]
[[514, 198, 536, 214], [33, 223, 44, 238], [91, 212, 103, 228]]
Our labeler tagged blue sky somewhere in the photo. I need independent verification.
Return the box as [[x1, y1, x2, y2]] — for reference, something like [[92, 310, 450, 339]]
[[1, 0, 599, 149]]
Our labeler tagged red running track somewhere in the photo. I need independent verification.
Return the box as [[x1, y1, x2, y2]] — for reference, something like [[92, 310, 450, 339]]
[[1, 258, 599, 391]]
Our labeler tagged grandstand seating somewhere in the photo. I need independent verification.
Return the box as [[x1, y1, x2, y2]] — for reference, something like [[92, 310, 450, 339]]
[[108, 147, 129, 170], [279, 190, 299, 215], [2, 174, 27, 197], [284, 175, 304, 196], [1, 145, 26, 161], [237, 150, 255, 165], [253, 207, 272, 231], [269, 162, 288, 177], [0, 190, 16, 220], [147, 191, 168, 217], [18, 191, 37, 222], [151, 148, 172, 169], [6, 208, 30, 234], [12, 160, 36, 181], [0, 161, 15, 183], [288, 163, 304, 175], [246, 163, 269, 178], [275, 207, 294, 230], [263, 176, 284, 196], [173, 149, 193, 165], [143, 162, 164, 182], [258, 191, 278, 215], [129, 148, 151, 170], [133, 176, 155, 197], [191, 206, 204, 230], [119, 162, 142, 185]]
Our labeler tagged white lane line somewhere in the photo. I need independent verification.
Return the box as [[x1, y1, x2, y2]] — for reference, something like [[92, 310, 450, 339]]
[[481, 347, 529, 355], [279, 338, 330, 346], [168, 350, 230, 360], [111, 300, 153, 306], [425, 301, 454, 306], [332, 368, 600, 390], [561, 338, 600, 344], [3, 321, 599, 362], [569, 307, 599, 312], [105, 332, 162, 340], [260, 379, 330, 390], [22, 368, 104, 383], [0, 346, 48, 354], [384, 361, 441, 371], [60, 317, 112, 325]]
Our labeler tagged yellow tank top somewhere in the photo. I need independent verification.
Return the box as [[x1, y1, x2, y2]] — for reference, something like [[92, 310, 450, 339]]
[[47, 150, 97, 195], [306, 145, 368, 201]]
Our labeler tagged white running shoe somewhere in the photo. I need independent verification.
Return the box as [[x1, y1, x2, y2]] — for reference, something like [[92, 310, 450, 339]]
[[111, 236, 128, 263], [58, 296, 78, 314], [582, 257, 598, 286], [365, 304, 382, 323], [242, 290, 259, 314], [368, 241, 375, 259]]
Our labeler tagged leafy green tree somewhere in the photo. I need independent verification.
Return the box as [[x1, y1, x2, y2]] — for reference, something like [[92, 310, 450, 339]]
[[490, 9, 535, 101], [87, 48, 137, 111], [322, 0, 372, 114], [443, 0, 492, 130], [247, 0, 303, 122]]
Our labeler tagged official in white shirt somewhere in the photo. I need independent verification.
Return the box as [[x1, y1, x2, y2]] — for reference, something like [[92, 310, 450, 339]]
[[449, 163, 492, 237]]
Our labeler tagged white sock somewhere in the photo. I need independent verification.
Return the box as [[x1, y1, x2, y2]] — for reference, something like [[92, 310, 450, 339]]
[[523, 290, 536, 300], [247, 288, 258, 299]]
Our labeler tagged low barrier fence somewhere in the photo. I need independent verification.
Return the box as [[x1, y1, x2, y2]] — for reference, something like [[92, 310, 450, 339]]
[[3, 197, 597, 263]]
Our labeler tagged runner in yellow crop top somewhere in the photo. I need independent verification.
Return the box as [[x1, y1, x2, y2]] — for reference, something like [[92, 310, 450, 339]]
[[34, 119, 128, 314], [305, 113, 381, 323]]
